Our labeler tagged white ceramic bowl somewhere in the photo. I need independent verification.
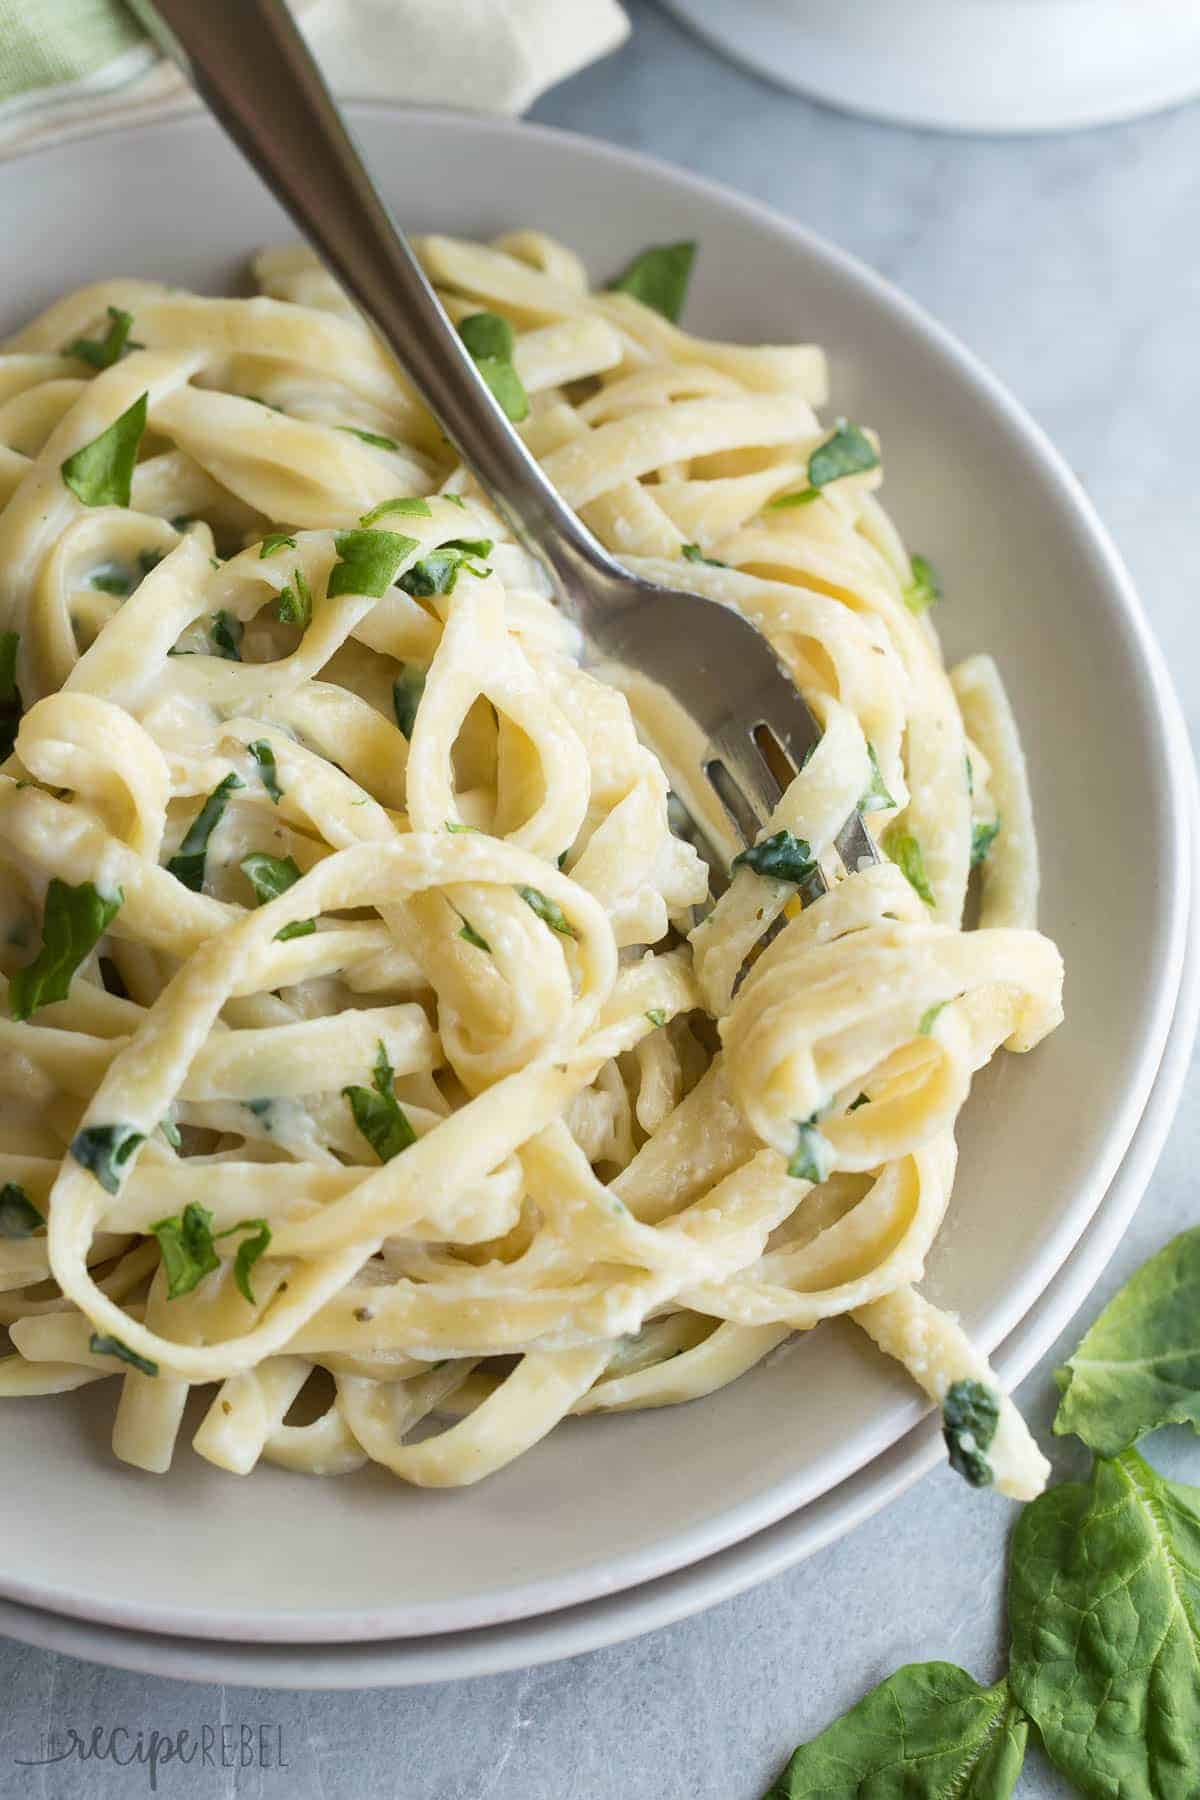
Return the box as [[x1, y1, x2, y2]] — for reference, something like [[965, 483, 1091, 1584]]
[[0, 106, 1191, 1658], [662, 0, 1200, 134]]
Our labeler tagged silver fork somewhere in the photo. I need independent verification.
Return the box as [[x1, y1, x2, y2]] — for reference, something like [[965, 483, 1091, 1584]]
[[135, 0, 876, 888]]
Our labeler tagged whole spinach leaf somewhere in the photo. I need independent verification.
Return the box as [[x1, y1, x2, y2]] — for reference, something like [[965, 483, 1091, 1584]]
[[1009, 1446, 1200, 1798], [1054, 1225, 1200, 1455], [764, 1664, 1026, 1798]]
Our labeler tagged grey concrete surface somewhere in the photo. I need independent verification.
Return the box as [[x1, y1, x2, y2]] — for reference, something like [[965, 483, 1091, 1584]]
[[2, 3, 1197, 1793]]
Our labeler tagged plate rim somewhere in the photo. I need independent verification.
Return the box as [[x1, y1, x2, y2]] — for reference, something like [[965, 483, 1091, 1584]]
[[0, 101, 1193, 1645]]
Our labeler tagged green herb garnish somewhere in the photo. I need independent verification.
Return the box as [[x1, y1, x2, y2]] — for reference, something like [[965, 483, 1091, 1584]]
[[210, 610, 243, 660], [60, 391, 148, 508], [0, 1183, 44, 1238], [859, 744, 895, 815], [606, 240, 696, 323], [807, 420, 879, 490], [71, 1123, 146, 1195], [458, 313, 529, 423], [259, 532, 297, 558], [276, 565, 313, 627], [971, 817, 1001, 868], [343, 1041, 417, 1164], [249, 740, 282, 804], [240, 852, 315, 940], [905, 553, 943, 615], [90, 569, 131, 597], [65, 306, 139, 371], [941, 1379, 1000, 1487], [681, 543, 727, 567], [88, 1333, 158, 1377], [152, 1202, 220, 1299], [644, 1009, 668, 1029], [918, 1000, 948, 1035], [787, 1116, 833, 1184], [166, 772, 244, 893], [459, 920, 491, 952], [397, 539, 493, 598], [339, 426, 401, 451], [516, 885, 578, 938], [731, 829, 818, 888], [882, 823, 935, 906], [392, 665, 426, 738], [328, 528, 417, 599], [359, 496, 432, 525], [764, 487, 821, 511], [9, 879, 123, 1021]]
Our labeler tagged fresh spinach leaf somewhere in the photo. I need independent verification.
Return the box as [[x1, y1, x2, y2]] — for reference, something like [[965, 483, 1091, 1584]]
[[328, 528, 417, 599], [343, 1040, 416, 1163], [397, 539, 493, 598], [516, 885, 578, 938], [392, 665, 426, 738], [0, 1182, 44, 1238], [765, 487, 820, 511], [241, 852, 315, 940], [259, 532, 296, 557], [166, 772, 244, 893], [787, 1116, 832, 1185], [971, 818, 1001, 868], [764, 1666, 1026, 1800], [1054, 1226, 1200, 1455], [222, 1219, 271, 1304], [276, 565, 313, 626], [606, 240, 696, 323], [731, 829, 818, 887], [1009, 1447, 1200, 1797], [152, 1202, 220, 1299], [905, 553, 944, 615], [90, 569, 131, 597], [458, 313, 529, 422], [249, 740, 282, 804], [882, 822, 935, 906], [71, 1123, 145, 1194], [61, 391, 148, 508], [681, 543, 727, 568], [859, 743, 895, 815], [210, 609, 243, 660], [807, 421, 878, 491], [458, 919, 491, 952], [942, 1379, 1000, 1487], [65, 306, 139, 371], [339, 425, 401, 451], [645, 1009, 668, 1029], [360, 496, 432, 525], [88, 1332, 158, 1377], [9, 878, 123, 1021]]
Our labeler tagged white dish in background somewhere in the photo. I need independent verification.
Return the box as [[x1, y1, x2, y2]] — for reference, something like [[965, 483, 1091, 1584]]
[[3, 770, 1195, 1688], [0, 105, 1192, 1654], [662, 0, 1200, 135]]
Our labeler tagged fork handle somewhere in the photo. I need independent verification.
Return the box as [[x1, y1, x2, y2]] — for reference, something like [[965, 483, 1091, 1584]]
[[133, 0, 619, 600]]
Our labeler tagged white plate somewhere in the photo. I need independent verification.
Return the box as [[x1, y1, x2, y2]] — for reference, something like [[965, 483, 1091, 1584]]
[[3, 767, 1195, 1686], [661, 0, 1200, 136], [0, 106, 1192, 1650]]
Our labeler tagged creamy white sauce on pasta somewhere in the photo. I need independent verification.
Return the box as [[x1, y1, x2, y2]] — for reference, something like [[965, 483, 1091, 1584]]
[[0, 230, 1061, 1498]]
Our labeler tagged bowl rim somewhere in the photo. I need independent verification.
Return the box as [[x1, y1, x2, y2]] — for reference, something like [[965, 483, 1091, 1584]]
[[0, 100, 1193, 1644]]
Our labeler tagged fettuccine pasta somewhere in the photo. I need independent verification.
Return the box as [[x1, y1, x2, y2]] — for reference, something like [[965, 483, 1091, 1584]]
[[0, 231, 1062, 1499]]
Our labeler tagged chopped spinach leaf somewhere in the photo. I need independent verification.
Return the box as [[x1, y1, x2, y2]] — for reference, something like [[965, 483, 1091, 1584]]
[[787, 1116, 833, 1184], [90, 569, 131, 597], [328, 528, 417, 599], [392, 665, 426, 737], [343, 1040, 417, 1163], [941, 1379, 1000, 1487], [276, 565, 313, 627], [89, 1332, 158, 1377], [339, 425, 401, 451], [210, 609, 243, 660], [459, 919, 491, 952], [859, 743, 895, 815], [0, 1182, 44, 1238], [65, 306, 139, 371], [241, 851, 301, 905], [397, 538, 493, 598], [606, 240, 696, 323], [259, 532, 297, 558], [249, 739, 282, 803], [222, 1218, 271, 1305], [681, 543, 727, 567], [807, 420, 879, 490], [971, 817, 1001, 868], [166, 771, 244, 893], [71, 1123, 146, 1195], [918, 1000, 948, 1035], [905, 553, 943, 616], [882, 823, 935, 906], [644, 1008, 668, 1029], [152, 1202, 220, 1299], [61, 391, 148, 508], [458, 312, 529, 422], [517, 885, 578, 938], [9, 878, 123, 1021], [764, 486, 820, 511], [359, 496, 432, 525], [731, 829, 818, 887]]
